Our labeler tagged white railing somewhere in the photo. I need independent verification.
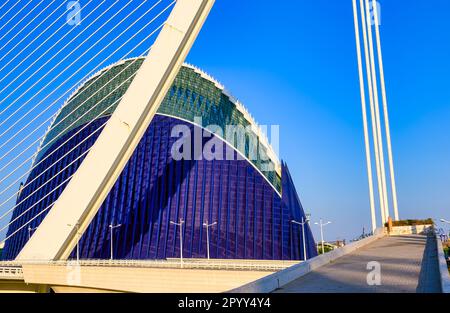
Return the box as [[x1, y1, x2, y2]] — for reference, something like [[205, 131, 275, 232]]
[[0, 266, 23, 278], [0, 259, 300, 272]]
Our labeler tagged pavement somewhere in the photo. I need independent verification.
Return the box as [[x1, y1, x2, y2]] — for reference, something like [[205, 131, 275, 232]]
[[275, 234, 442, 293]]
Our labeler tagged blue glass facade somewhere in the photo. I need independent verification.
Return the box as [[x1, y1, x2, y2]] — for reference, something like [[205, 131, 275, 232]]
[[2, 61, 317, 261]]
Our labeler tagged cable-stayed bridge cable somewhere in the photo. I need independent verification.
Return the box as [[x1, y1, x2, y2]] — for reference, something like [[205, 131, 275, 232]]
[[0, 0, 57, 53], [0, 1, 79, 72], [0, 0, 28, 33], [0, 28, 160, 188], [0, 0, 168, 137], [0, 13, 167, 168]]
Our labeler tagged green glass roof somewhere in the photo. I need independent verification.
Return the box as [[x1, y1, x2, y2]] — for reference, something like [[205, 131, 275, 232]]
[[36, 58, 282, 192]]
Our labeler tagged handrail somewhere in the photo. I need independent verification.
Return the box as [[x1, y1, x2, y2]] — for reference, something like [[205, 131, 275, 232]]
[[0, 266, 23, 278], [0, 259, 299, 272]]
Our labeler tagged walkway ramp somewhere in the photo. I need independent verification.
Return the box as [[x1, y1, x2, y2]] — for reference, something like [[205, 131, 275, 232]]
[[276, 235, 441, 293]]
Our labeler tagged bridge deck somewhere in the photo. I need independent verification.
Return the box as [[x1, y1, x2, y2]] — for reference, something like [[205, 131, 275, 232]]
[[0, 258, 297, 273], [0, 259, 297, 292], [276, 235, 442, 293]]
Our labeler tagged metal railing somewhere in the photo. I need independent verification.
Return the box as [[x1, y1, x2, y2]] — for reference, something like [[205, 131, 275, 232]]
[[0, 259, 300, 272]]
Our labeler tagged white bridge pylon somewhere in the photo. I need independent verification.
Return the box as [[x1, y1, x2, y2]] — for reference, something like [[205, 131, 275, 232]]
[[352, 0, 399, 231], [16, 0, 215, 261]]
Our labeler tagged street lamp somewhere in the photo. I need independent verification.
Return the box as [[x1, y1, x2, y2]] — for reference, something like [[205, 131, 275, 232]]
[[67, 223, 81, 263], [290, 214, 311, 261], [202, 220, 217, 260], [27, 226, 38, 240], [109, 223, 122, 260], [314, 219, 331, 255], [440, 219, 450, 239], [306, 213, 311, 222], [170, 219, 184, 268]]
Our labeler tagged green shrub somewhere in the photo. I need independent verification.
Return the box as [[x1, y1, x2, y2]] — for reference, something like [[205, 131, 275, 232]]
[[442, 246, 450, 273], [384, 218, 434, 227], [317, 244, 334, 255]]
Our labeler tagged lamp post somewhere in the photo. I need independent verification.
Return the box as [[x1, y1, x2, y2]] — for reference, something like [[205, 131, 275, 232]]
[[440, 219, 450, 239], [170, 219, 184, 268], [27, 226, 38, 240], [202, 220, 217, 260], [314, 219, 331, 255], [290, 213, 311, 261], [109, 223, 122, 260], [67, 223, 81, 263]]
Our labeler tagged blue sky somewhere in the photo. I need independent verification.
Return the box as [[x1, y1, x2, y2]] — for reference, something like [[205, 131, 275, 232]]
[[0, 0, 449, 243], [187, 0, 450, 241]]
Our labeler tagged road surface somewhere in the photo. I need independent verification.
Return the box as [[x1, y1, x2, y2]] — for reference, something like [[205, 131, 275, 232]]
[[276, 235, 441, 293]]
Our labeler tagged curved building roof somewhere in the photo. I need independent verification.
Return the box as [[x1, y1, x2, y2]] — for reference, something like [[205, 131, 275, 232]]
[[35, 58, 282, 192]]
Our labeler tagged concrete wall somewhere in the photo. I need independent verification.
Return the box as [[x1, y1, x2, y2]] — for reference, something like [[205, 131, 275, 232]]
[[21, 264, 273, 293], [228, 228, 385, 293], [389, 225, 432, 235], [435, 234, 450, 293]]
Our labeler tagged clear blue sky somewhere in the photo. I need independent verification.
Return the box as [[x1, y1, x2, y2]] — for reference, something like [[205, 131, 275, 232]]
[[0, 0, 449, 243], [187, 0, 450, 241]]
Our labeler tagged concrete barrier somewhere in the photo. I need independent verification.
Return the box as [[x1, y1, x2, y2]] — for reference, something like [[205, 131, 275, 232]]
[[228, 228, 386, 293], [389, 225, 433, 235], [435, 234, 450, 293]]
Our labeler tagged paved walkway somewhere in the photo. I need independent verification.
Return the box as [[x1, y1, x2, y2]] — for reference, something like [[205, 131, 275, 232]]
[[276, 235, 441, 293]]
